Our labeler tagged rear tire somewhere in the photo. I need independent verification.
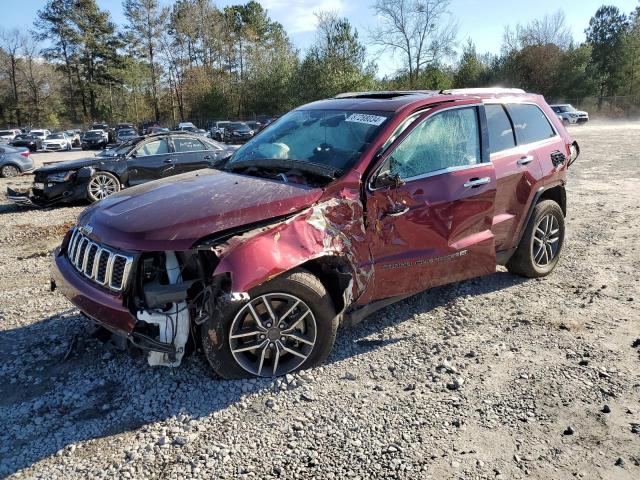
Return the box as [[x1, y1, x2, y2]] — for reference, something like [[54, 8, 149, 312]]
[[507, 199, 565, 278], [201, 268, 338, 379], [0, 164, 20, 178]]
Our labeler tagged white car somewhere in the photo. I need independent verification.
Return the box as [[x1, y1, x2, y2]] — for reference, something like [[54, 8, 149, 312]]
[[550, 104, 589, 125], [0, 129, 21, 142], [29, 129, 51, 141], [178, 121, 196, 130], [42, 132, 73, 151]]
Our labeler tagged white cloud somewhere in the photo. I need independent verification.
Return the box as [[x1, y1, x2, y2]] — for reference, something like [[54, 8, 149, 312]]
[[261, 0, 346, 34]]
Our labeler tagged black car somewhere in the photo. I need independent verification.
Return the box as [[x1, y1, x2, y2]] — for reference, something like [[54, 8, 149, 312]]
[[245, 121, 262, 133], [10, 134, 42, 152], [223, 122, 254, 143], [6, 133, 234, 206], [81, 130, 109, 150]]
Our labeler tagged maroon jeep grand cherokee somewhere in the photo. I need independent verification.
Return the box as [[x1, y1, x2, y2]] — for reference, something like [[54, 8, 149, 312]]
[[52, 88, 579, 378]]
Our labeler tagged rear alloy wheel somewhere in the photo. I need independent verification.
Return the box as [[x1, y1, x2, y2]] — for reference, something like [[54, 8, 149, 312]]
[[507, 199, 565, 278], [87, 172, 120, 202], [1, 164, 20, 178], [202, 269, 338, 379]]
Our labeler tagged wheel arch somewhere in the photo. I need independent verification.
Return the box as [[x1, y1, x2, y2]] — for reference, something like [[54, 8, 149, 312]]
[[1, 162, 22, 172], [538, 184, 566, 216]]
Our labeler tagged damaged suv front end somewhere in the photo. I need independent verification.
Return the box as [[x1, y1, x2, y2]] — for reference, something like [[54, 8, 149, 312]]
[[51, 103, 385, 377]]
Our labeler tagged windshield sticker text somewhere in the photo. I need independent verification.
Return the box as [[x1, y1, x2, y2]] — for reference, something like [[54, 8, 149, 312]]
[[345, 114, 387, 126]]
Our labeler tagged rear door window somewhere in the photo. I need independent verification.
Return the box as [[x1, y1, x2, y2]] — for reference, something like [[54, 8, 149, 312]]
[[173, 137, 206, 153], [485, 104, 516, 153], [506, 104, 556, 145]]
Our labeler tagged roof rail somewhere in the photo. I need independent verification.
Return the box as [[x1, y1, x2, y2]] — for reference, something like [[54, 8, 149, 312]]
[[440, 88, 526, 95], [334, 90, 438, 99]]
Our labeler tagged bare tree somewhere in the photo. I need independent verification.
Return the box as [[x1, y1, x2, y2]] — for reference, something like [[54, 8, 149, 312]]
[[369, 0, 457, 87], [0, 28, 26, 125], [503, 10, 573, 53]]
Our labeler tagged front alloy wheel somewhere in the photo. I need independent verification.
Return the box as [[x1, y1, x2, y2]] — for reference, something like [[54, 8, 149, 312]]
[[229, 293, 317, 377], [87, 172, 120, 202], [202, 269, 338, 379]]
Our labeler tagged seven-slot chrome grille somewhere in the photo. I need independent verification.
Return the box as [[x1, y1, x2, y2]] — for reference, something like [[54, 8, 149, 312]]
[[66, 228, 134, 291]]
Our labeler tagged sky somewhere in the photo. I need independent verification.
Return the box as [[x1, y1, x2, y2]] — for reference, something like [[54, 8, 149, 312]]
[[4, 0, 639, 76]]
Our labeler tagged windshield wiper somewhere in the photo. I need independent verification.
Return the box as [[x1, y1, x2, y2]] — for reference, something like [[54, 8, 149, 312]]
[[227, 158, 343, 181]]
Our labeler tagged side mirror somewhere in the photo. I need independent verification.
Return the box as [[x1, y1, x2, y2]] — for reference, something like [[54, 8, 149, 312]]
[[376, 170, 404, 189]]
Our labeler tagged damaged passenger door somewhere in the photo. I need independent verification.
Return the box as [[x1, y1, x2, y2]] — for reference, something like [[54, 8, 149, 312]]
[[127, 137, 174, 186], [365, 103, 497, 301]]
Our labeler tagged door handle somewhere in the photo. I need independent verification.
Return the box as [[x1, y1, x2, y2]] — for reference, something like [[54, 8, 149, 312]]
[[163, 158, 173, 164], [384, 205, 409, 217], [517, 155, 534, 166], [203, 155, 211, 160], [463, 177, 491, 188]]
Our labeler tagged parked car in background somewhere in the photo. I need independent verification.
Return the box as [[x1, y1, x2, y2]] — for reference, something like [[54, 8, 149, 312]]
[[43, 132, 73, 151], [115, 128, 139, 143], [141, 121, 161, 135], [222, 121, 254, 143], [27, 129, 50, 141], [45, 88, 579, 378], [245, 121, 263, 133], [91, 123, 109, 132], [211, 121, 230, 141], [179, 125, 211, 138], [148, 127, 170, 134], [81, 130, 109, 150], [11, 134, 42, 152], [0, 145, 34, 177], [0, 129, 21, 142], [65, 130, 81, 147], [550, 104, 589, 125], [178, 121, 196, 130], [7, 133, 233, 206], [115, 123, 135, 132]]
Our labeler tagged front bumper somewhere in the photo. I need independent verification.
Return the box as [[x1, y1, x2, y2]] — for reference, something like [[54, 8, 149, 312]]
[[82, 141, 106, 149], [42, 143, 67, 151], [6, 177, 88, 206], [51, 247, 137, 335]]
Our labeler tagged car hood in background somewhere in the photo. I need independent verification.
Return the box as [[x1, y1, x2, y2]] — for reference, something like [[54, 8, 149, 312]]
[[78, 169, 323, 251]]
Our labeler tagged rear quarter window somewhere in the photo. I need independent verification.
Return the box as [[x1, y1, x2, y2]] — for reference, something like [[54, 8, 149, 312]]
[[506, 104, 556, 145]]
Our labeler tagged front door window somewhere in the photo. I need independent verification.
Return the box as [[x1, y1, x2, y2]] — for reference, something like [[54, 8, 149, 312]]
[[387, 107, 481, 180]]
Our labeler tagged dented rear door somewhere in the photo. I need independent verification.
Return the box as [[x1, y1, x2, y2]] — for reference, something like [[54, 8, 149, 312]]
[[365, 103, 497, 301]]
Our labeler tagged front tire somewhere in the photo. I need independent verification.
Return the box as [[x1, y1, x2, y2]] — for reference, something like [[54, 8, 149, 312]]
[[87, 172, 120, 202], [507, 199, 565, 278], [201, 269, 338, 379]]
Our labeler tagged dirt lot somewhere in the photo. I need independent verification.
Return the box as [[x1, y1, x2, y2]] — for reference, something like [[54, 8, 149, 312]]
[[0, 123, 639, 479]]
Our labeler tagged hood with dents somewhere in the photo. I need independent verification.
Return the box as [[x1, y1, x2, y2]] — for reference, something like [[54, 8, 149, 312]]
[[79, 169, 323, 251], [36, 157, 115, 173]]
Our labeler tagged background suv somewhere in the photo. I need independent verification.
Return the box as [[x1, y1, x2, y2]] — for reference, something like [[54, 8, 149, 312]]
[[551, 104, 589, 125], [51, 89, 578, 379]]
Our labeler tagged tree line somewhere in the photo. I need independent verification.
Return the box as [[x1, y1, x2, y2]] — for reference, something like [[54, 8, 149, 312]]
[[1, 0, 639, 129]]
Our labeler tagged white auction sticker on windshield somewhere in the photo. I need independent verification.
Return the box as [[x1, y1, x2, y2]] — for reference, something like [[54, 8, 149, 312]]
[[345, 114, 387, 126]]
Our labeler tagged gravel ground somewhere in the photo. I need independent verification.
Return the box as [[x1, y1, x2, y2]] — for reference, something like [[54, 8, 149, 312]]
[[0, 122, 639, 479]]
